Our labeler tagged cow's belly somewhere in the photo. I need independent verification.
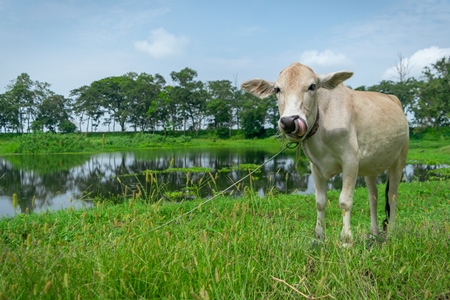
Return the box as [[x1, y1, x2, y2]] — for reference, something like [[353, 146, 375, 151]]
[[304, 129, 407, 179], [357, 128, 408, 176], [357, 142, 404, 176], [307, 146, 401, 180]]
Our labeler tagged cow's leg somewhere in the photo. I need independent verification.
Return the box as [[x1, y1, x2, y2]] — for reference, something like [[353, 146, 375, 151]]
[[365, 175, 379, 237], [385, 162, 404, 233], [339, 165, 358, 245], [311, 163, 328, 240], [384, 144, 408, 234]]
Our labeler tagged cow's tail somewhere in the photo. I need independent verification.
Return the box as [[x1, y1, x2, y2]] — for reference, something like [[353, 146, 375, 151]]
[[383, 177, 390, 231]]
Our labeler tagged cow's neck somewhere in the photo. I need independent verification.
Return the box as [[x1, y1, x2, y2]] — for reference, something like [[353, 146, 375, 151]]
[[304, 108, 319, 140]]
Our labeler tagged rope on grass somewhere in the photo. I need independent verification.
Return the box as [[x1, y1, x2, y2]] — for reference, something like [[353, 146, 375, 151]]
[[148, 142, 299, 233]]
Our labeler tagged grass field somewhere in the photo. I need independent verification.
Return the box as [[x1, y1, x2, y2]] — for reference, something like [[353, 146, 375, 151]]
[[1, 132, 449, 299], [1, 131, 449, 165], [0, 132, 284, 155], [1, 177, 449, 299]]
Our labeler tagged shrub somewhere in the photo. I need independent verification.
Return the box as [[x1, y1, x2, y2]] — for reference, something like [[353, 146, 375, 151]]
[[13, 132, 96, 154], [216, 127, 230, 139]]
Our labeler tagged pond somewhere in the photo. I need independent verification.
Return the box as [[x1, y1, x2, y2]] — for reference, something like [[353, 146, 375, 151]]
[[0, 147, 448, 218]]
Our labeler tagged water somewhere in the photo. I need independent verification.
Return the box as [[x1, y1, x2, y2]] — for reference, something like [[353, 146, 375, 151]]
[[0, 148, 447, 218]]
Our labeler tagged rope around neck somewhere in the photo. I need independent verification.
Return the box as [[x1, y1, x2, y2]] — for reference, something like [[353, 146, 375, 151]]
[[148, 142, 299, 233]]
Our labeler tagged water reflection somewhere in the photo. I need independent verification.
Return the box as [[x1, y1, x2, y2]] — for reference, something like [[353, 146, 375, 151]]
[[0, 149, 448, 218]]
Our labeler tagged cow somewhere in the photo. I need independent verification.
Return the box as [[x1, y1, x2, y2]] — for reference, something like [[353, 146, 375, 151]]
[[241, 62, 409, 245]]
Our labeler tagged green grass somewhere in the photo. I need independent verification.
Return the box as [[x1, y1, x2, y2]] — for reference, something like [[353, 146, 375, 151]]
[[407, 140, 450, 164], [0, 132, 285, 155], [1, 179, 449, 299]]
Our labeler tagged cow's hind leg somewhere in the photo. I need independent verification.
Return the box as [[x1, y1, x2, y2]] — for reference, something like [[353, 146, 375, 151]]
[[311, 163, 328, 241], [365, 175, 379, 237], [384, 145, 407, 233], [384, 165, 403, 233]]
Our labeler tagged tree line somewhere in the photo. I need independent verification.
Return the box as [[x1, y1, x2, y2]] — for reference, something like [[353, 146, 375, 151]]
[[1, 56, 449, 137]]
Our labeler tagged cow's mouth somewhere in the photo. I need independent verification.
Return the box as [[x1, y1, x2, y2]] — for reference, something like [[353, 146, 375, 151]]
[[292, 118, 307, 136], [279, 116, 308, 140]]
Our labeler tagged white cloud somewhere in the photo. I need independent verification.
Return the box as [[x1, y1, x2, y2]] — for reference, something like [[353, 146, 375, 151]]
[[134, 28, 189, 59], [299, 50, 351, 67], [383, 46, 450, 80]]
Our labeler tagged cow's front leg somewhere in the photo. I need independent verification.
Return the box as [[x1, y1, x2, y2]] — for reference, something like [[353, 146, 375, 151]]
[[311, 163, 328, 240], [339, 165, 358, 245]]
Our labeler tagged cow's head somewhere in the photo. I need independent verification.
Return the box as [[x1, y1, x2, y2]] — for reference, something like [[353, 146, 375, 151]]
[[241, 62, 353, 141]]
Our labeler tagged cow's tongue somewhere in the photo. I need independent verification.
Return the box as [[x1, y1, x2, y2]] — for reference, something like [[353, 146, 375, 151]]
[[293, 118, 307, 137]]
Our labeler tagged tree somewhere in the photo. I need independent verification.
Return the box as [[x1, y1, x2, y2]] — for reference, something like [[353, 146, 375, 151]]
[[265, 94, 279, 130], [170, 68, 206, 135], [32, 94, 72, 133], [5, 73, 36, 132], [412, 56, 450, 129], [149, 86, 178, 135], [58, 120, 77, 133], [70, 85, 104, 132], [239, 92, 270, 138], [393, 53, 412, 83], [367, 79, 417, 113], [125, 72, 166, 132], [94, 76, 130, 132], [206, 80, 237, 137], [361, 53, 416, 114], [0, 91, 20, 132]]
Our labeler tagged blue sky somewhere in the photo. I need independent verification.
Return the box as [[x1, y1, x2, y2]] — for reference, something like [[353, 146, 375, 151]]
[[1, 0, 450, 97]]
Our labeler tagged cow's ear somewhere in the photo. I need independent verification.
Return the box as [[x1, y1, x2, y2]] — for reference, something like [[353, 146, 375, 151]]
[[241, 79, 275, 99], [318, 71, 353, 90]]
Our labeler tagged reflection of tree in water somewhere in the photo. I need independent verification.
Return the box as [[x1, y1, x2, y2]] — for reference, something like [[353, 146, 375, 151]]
[[0, 149, 312, 203], [0, 155, 91, 213], [73, 149, 313, 201], [1, 151, 447, 215], [327, 172, 388, 191], [404, 164, 449, 182]]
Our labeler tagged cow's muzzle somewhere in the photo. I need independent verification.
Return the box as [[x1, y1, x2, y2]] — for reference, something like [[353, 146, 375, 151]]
[[279, 115, 307, 137]]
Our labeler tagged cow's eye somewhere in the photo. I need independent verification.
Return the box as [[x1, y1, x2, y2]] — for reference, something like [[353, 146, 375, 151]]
[[274, 87, 281, 94], [308, 84, 316, 91]]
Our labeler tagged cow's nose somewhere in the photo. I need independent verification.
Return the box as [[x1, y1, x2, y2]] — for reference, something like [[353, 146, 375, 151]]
[[279, 115, 308, 137], [279, 115, 299, 133]]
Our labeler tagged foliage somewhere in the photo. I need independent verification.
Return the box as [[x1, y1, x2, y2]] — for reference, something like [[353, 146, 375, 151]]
[[410, 126, 450, 141], [357, 78, 418, 113], [205, 80, 239, 136], [58, 120, 77, 133], [170, 68, 207, 136], [216, 126, 230, 139], [411, 57, 450, 129], [0, 74, 73, 133], [239, 92, 277, 138], [33, 94, 72, 133]]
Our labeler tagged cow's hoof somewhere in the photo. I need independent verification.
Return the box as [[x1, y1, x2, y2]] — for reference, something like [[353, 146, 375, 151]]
[[366, 233, 385, 244], [341, 242, 353, 249], [311, 238, 324, 248]]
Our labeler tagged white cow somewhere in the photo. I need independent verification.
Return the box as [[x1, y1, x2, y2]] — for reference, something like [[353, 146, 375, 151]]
[[242, 62, 409, 244]]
